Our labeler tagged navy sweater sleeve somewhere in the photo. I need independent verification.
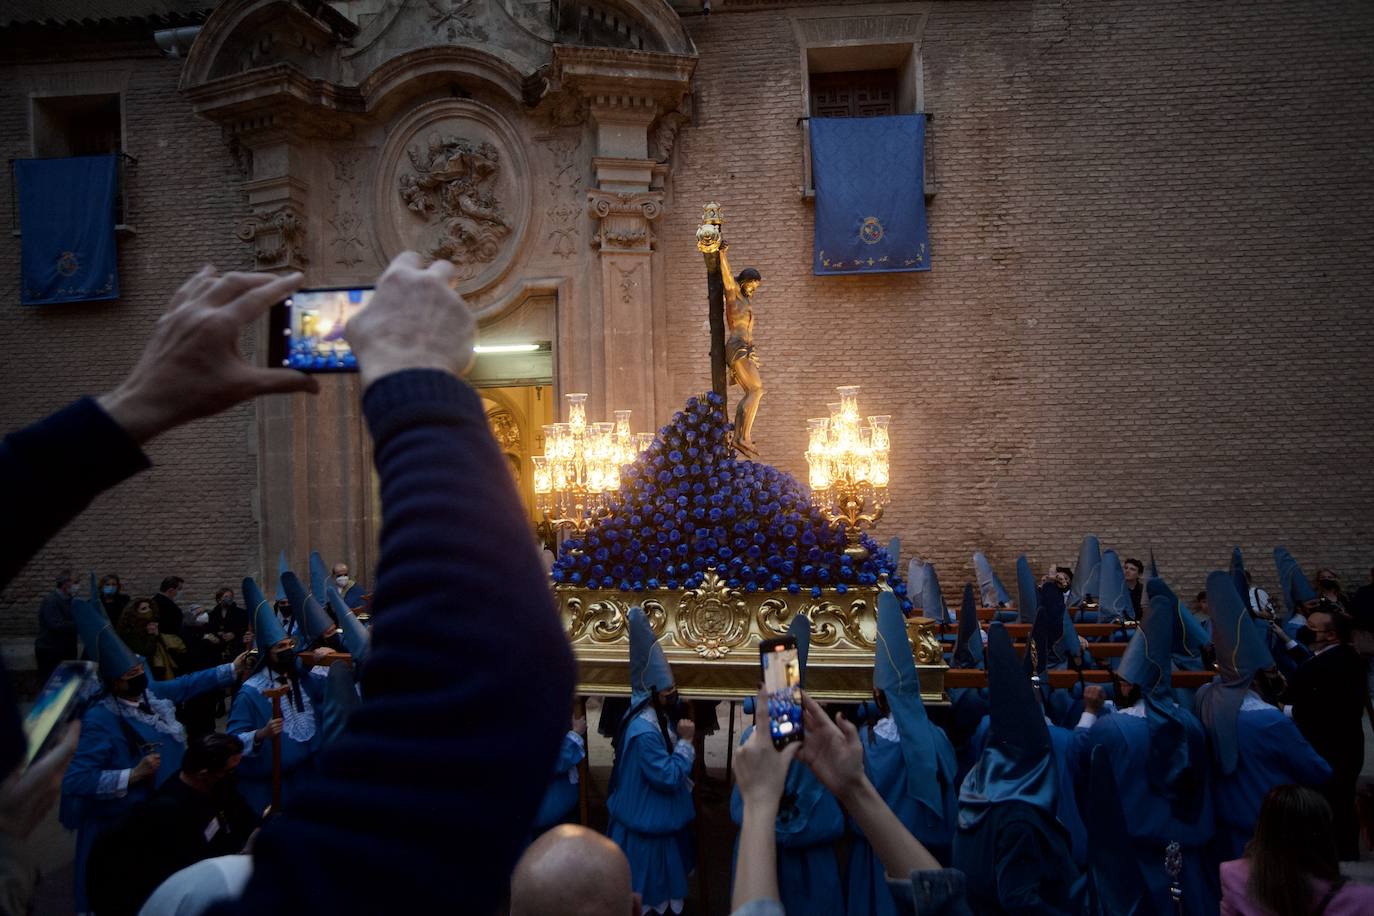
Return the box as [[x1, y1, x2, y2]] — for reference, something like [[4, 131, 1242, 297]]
[[220, 370, 576, 915], [0, 397, 149, 774]]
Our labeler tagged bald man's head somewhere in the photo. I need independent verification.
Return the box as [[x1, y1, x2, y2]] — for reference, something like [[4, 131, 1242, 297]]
[[510, 825, 638, 916]]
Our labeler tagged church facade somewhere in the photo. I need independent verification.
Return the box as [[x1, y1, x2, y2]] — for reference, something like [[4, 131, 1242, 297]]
[[2, 0, 1371, 638]]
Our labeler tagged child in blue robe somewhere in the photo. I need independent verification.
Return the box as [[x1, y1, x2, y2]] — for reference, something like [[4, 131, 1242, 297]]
[[532, 720, 587, 835]]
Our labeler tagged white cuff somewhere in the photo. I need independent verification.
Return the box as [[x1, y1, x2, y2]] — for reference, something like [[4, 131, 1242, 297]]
[[568, 731, 586, 750], [96, 768, 131, 799], [674, 740, 696, 765], [1076, 711, 1099, 730], [237, 731, 258, 754], [1283, 705, 1294, 718]]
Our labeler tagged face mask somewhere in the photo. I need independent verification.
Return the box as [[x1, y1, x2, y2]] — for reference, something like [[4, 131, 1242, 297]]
[[195, 612, 210, 625], [336, 576, 350, 587], [102, 585, 117, 596], [271, 652, 296, 674], [1318, 579, 1339, 592], [123, 673, 149, 697]]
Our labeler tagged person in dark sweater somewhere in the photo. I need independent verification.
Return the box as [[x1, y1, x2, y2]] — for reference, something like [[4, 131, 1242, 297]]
[[153, 576, 187, 639], [98, 573, 131, 626], [34, 570, 79, 683]]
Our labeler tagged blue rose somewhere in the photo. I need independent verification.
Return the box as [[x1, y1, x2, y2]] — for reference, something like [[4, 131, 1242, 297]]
[[811, 586, 822, 598], [788, 583, 801, 595]]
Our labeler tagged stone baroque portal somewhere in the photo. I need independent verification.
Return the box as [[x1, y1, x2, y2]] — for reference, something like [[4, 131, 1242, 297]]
[[376, 99, 531, 289]]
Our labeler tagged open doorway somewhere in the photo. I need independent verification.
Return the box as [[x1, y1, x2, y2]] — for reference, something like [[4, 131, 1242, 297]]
[[479, 384, 554, 526]]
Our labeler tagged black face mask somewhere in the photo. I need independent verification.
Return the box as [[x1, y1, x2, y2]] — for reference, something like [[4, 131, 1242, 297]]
[[123, 673, 148, 697], [270, 652, 297, 675], [1318, 579, 1339, 592], [1296, 626, 1316, 647]]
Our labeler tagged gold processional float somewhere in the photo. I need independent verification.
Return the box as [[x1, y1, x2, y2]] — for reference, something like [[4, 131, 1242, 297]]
[[535, 206, 948, 703]]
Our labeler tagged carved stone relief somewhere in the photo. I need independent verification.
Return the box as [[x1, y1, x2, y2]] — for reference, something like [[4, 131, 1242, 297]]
[[425, 0, 487, 41], [327, 151, 370, 269], [543, 134, 583, 260], [614, 262, 644, 304], [587, 190, 662, 252], [236, 205, 308, 270], [374, 99, 531, 291]]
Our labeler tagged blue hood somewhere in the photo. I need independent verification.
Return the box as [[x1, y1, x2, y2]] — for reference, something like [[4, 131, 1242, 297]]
[[1097, 550, 1131, 622], [875, 590, 951, 819], [280, 570, 334, 648], [959, 622, 1057, 829], [309, 551, 332, 607], [1119, 577, 1192, 797], [628, 606, 673, 704], [921, 562, 948, 622], [73, 572, 138, 681], [1070, 535, 1102, 607], [1015, 555, 1039, 624], [275, 550, 290, 603], [789, 612, 811, 687], [324, 582, 370, 664], [973, 551, 1011, 607], [1273, 546, 1316, 623], [1197, 570, 1274, 774], [1085, 746, 1151, 913], [953, 582, 984, 669], [246, 576, 287, 656]]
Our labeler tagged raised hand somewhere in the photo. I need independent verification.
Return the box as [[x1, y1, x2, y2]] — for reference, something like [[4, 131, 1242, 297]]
[[796, 691, 865, 801]]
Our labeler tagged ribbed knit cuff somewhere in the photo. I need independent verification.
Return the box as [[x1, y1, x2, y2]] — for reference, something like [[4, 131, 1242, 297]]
[[361, 369, 483, 446]]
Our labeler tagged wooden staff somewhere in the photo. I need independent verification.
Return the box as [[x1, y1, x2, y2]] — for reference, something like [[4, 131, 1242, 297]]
[[262, 685, 289, 816]]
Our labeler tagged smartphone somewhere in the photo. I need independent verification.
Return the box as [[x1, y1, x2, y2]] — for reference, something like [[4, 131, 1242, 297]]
[[759, 636, 804, 749], [24, 660, 96, 766], [268, 286, 374, 372]]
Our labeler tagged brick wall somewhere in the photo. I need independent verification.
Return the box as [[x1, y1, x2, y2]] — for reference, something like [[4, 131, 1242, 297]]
[[0, 35, 262, 638], [661, 0, 1374, 599]]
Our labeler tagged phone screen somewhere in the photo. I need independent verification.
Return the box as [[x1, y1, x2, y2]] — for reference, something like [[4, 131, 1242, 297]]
[[24, 660, 95, 765], [273, 286, 374, 372], [762, 640, 803, 747]]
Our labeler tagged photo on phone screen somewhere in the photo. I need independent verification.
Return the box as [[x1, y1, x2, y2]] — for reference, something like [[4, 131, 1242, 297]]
[[24, 660, 95, 766], [270, 286, 374, 372], [761, 638, 803, 748]]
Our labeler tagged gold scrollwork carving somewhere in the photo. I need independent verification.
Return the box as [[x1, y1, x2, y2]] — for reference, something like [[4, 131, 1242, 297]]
[[756, 597, 791, 639], [676, 571, 750, 659], [804, 598, 873, 649], [567, 595, 627, 642], [907, 617, 945, 666]]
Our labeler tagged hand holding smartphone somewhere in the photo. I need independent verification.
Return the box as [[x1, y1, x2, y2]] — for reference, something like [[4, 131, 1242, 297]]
[[23, 661, 95, 767], [759, 636, 804, 749], [269, 286, 374, 373]]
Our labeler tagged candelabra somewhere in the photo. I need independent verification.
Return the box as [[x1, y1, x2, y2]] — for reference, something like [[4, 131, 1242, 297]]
[[805, 386, 891, 561], [532, 393, 651, 544]]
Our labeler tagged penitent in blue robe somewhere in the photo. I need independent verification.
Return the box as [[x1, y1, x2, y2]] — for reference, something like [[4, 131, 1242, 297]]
[[607, 708, 696, 911], [60, 664, 235, 912], [970, 715, 1090, 870], [729, 724, 844, 916], [848, 718, 957, 916], [227, 666, 324, 816], [532, 731, 586, 833], [1083, 709, 1217, 915], [1197, 691, 1333, 861]]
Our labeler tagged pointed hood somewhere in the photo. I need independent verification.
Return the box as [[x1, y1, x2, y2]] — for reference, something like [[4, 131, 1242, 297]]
[[1015, 555, 1039, 624], [887, 537, 901, 569], [628, 606, 673, 704], [309, 551, 331, 607], [275, 550, 290, 603], [1119, 577, 1193, 796], [1228, 547, 1252, 612], [1097, 550, 1131, 622], [875, 590, 949, 818], [324, 582, 370, 664], [973, 551, 1012, 607], [788, 612, 811, 688], [246, 576, 287, 655], [1198, 570, 1274, 774], [1148, 550, 1158, 578], [1070, 535, 1102, 607], [73, 573, 138, 681], [906, 557, 929, 611], [1172, 596, 1212, 659], [953, 582, 984, 669], [1085, 746, 1151, 914], [959, 622, 1057, 829], [1057, 600, 1082, 665], [1025, 581, 1065, 685], [1274, 546, 1315, 622], [921, 563, 948, 622], [281, 570, 334, 648]]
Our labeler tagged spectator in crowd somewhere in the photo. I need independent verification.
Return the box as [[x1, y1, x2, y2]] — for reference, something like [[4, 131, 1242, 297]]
[[331, 561, 367, 608], [87, 733, 259, 915], [605, 607, 696, 915], [1288, 603, 1366, 859], [117, 597, 183, 681], [1052, 565, 1073, 608], [511, 825, 639, 916], [153, 576, 187, 639], [1123, 557, 1145, 617], [1220, 785, 1374, 915], [1315, 567, 1350, 611], [99, 573, 131, 623], [1197, 571, 1332, 860], [1193, 589, 1212, 635], [61, 580, 251, 912], [35, 570, 79, 683], [205, 587, 250, 661]]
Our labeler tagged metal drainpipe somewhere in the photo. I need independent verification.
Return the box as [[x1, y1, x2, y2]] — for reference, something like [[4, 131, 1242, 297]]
[[153, 26, 202, 59]]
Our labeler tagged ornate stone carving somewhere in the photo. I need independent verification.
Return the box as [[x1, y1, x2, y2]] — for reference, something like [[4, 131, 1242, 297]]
[[236, 205, 308, 270], [426, 0, 487, 41], [587, 190, 662, 251], [614, 262, 645, 303], [487, 408, 520, 451], [651, 110, 689, 163], [544, 135, 583, 260], [676, 571, 750, 659], [327, 151, 369, 269], [398, 133, 512, 278]]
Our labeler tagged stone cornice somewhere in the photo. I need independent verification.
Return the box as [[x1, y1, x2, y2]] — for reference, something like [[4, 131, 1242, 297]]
[[552, 45, 696, 103]]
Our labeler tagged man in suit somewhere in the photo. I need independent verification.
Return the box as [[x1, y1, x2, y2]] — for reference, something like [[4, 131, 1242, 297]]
[[1288, 603, 1367, 859]]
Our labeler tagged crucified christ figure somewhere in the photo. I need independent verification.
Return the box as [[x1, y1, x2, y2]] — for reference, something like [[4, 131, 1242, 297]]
[[717, 244, 763, 456]]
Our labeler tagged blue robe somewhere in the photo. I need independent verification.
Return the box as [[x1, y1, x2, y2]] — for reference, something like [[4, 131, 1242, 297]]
[[606, 708, 695, 910], [1196, 690, 1333, 860], [729, 725, 844, 916], [226, 666, 324, 816], [533, 731, 585, 832], [1083, 710, 1217, 915], [848, 718, 957, 916], [342, 583, 367, 608], [970, 715, 1089, 869], [60, 665, 233, 912]]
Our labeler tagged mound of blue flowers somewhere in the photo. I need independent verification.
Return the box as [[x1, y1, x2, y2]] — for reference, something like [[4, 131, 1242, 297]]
[[551, 392, 911, 611]]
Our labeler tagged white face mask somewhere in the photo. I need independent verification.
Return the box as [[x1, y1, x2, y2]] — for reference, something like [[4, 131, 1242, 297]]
[[195, 612, 210, 625], [335, 576, 350, 587]]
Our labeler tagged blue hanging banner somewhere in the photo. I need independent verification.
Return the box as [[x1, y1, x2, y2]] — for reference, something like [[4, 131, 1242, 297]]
[[15, 154, 120, 305], [810, 115, 930, 276]]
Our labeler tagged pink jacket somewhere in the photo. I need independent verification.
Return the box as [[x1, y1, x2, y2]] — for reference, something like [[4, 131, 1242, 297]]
[[1221, 860, 1374, 916]]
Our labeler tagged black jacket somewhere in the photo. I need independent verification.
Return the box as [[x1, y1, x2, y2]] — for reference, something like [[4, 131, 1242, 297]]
[[1289, 643, 1367, 780]]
